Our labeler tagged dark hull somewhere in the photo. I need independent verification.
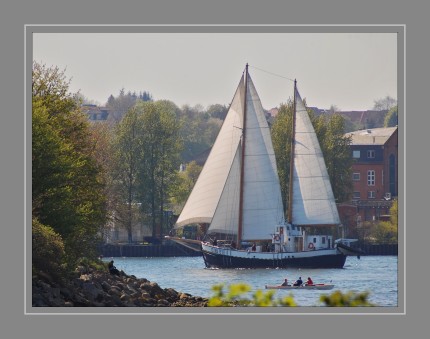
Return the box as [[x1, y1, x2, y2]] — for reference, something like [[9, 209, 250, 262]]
[[202, 250, 347, 269]]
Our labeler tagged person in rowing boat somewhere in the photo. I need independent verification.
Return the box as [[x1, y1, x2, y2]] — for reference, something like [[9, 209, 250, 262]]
[[281, 278, 290, 286], [293, 277, 303, 286], [305, 277, 314, 286]]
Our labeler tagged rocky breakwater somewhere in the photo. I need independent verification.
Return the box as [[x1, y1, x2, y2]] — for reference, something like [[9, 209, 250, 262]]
[[32, 269, 208, 307]]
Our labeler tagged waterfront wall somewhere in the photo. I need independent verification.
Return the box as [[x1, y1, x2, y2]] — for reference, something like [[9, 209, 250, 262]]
[[358, 243, 398, 256], [98, 243, 201, 257], [98, 242, 397, 257]]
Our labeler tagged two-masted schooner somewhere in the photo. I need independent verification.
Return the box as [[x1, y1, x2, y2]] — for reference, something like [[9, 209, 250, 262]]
[[171, 64, 361, 268]]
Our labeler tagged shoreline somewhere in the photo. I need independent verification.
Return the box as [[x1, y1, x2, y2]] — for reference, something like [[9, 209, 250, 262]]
[[32, 267, 208, 307]]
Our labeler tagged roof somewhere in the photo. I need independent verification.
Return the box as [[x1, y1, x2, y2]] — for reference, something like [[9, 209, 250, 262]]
[[345, 126, 397, 145]]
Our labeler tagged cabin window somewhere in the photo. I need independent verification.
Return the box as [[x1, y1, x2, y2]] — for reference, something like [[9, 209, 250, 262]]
[[322, 237, 326, 244], [353, 173, 360, 181], [313, 238, 316, 243], [353, 191, 361, 199], [367, 150, 375, 159], [368, 191, 376, 199], [353, 150, 360, 158], [367, 170, 375, 186]]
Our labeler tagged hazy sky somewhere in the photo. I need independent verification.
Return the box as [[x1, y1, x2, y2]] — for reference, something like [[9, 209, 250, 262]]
[[33, 32, 397, 111]]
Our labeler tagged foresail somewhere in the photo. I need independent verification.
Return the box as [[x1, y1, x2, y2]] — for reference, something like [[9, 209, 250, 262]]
[[241, 75, 285, 240], [175, 75, 245, 228], [206, 144, 241, 235], [291, 88, 340, 226]]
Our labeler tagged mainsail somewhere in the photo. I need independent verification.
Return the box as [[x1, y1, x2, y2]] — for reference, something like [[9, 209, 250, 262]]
[[175, 67, 284, 241], [290, 86, 340, 226]]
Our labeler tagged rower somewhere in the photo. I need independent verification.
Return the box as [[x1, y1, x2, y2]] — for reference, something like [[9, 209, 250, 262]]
[[305, 277, 314, 286], [281, 278, 290, 286]]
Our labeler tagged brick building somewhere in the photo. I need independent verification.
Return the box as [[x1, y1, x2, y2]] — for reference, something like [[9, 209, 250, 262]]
[[347, 126, 398, 202], [337, 127, 398, 236]]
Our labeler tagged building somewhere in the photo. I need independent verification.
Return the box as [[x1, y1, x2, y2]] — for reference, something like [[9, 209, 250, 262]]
[[347, 126, 398, 201], [338, 127, 398, 232], [81, 104, 110, 121]]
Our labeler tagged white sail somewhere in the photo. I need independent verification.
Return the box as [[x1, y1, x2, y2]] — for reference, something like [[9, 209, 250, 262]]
[[241, 75, 284, 240], [291, 88, 340, 226], [175, 75, 245, 228], [176, 70, 284, 241]]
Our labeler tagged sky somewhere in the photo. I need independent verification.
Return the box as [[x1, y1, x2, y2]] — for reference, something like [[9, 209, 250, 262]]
[[32, 32, 397, 111]]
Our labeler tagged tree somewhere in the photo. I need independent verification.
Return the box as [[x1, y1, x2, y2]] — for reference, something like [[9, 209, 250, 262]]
[[32, 61, 107, 268], [373, 96, 397, 111], [111, 108, 144, 243], [106, 88, 153, 122], [32, 218, 65, 280], [178, 104, 222, 163], [384, 105, 398, 127], [271, 100, 293, 210], [137, 101, 183, 238], [370, 200, 398, 244], [171, 161, 202, 214], [206, 104, 228, 120], [314, 113, 353, 202]]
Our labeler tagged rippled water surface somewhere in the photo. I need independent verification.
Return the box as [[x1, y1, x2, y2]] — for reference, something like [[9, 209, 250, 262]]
[[103, 255, 398, 307]]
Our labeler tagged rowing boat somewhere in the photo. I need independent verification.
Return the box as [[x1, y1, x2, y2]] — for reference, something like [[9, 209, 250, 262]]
[[265, 284, 334, 290]]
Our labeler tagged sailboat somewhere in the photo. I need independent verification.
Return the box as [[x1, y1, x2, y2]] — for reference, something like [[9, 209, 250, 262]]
[[172, 64, 361, 269]]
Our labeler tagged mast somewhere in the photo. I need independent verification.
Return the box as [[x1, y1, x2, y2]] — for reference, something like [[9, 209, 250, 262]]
[[237, 64, 248, 245], [287, 79, 297, 224]]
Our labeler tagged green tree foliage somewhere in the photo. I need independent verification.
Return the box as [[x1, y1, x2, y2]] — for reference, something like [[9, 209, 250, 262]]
[[384, 105, 398, 127], [314, 113, 353, 202], [137, 101, 183, 237], [271, 101, 293, 210], [373, 95, 397, 111], [320, 290, 374, 306], [208, 283, 296, 307], [370, 200, 398, 244], [208, 283, 373, 307], [32, 62, 107, 268], [171, 161, 202, 213], [111, 108, 144, 243], [106, 88, 153, 122], [32, 218, 65, 280], [206, 103, 228, 120], [178, 104, 222, 162]]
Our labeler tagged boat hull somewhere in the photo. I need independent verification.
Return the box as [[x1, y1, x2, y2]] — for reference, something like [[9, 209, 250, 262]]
[[201, 243, 347, 269], [265, 284, 334, 290]]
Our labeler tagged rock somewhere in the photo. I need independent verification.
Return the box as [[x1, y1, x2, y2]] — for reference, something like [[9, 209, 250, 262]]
[[157, 299, 170, 306], [101, 281, 111, 292], [32, 267, 208, 307]]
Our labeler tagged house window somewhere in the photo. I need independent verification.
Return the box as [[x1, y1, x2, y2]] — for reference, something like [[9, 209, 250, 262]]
[[367, 150, 375, 159], [353, 173, 360, 181], [353, 191, 361, 199], [353, 150, 360, 158], [367, 170, 375, 186], [368, 191, 376, 199]]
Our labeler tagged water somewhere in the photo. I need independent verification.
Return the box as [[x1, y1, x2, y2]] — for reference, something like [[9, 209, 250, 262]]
[[103, 255, 398, 307]]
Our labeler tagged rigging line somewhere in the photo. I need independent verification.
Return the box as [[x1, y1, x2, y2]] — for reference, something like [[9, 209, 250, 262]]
[[248, 65, 295, 82]]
